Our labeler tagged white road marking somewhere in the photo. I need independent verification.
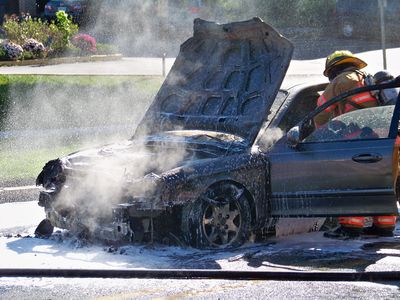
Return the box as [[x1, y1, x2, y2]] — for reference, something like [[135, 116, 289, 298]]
[[0, 186, 41, 192]]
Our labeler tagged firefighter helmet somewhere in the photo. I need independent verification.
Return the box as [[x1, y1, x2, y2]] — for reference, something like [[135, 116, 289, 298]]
[[323, 50, 367, 77], [373, 70, 394, 84]]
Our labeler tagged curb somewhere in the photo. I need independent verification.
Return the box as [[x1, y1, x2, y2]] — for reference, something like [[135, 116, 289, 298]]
[[1, 268, 400, 281], [0, 186, 40, 204], [0, 185, 40, 192], [0, 54, 123, 67]]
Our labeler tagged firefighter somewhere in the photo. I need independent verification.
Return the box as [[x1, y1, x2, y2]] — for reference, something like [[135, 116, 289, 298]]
[[315, 50, 397, 239]]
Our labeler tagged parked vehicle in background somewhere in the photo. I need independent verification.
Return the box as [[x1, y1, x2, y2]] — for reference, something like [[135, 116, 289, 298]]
[[36, 0, 49, 15], [334, 0, 400, 40], [44, 0, 87, 23]]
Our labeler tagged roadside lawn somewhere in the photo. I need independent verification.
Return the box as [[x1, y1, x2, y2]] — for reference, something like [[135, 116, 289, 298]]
[[0, 75, 163, 185], [0, 143, 80, 185]]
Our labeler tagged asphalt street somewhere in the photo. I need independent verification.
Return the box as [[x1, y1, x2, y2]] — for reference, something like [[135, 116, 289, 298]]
[[1, 278, 399, 300], [0, 48, 398, 77], [0, 57, 177, 76]]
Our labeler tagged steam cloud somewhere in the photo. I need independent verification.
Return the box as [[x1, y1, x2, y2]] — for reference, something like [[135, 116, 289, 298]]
[[2, 2, 286, 236], [258, 128, 284, 149], [54, 137, 189, 234], [4, 77, 167, 232], [4, 79, 155, 150], [83, 1, 262, 57], [2, 2, 206, 235]]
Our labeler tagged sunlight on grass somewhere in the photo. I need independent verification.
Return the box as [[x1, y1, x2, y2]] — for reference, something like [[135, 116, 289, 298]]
[[0, 75, 163, 183], [0, 74, 164, 88], [0, 144, 79, 183]]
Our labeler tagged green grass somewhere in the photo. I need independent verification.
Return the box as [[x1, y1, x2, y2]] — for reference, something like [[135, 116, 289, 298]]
[[0, 75, 164, 128], [0, 74, 164, 184], [0, 74, 164, 87], [0, 143, 80, 184]]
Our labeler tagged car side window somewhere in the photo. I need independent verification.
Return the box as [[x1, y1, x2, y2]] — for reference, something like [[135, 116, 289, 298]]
[[303, 106, 395, 143], [278, 91, 320, 132]]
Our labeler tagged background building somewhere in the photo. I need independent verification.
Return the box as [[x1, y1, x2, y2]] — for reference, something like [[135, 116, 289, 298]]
[[19, 0, 37, 15], [0, 0, 37, 23], [0, 0, 19, 23]]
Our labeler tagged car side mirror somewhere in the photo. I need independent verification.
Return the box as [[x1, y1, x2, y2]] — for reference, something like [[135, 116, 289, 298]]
[[287, 126, 301, 148]]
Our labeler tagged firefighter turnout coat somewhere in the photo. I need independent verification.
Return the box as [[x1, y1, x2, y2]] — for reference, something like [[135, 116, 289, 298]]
[[314, 70, 378, 127]]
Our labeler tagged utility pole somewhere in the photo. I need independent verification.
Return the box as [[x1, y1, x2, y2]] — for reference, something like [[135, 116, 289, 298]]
[[378, 0, 387, 69]]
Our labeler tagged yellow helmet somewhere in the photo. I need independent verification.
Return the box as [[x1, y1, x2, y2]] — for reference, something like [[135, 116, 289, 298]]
[[323, 50, 367, 77]]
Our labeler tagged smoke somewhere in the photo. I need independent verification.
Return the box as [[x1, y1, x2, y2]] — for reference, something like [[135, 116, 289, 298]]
[[84, 1, 194, 57], [2, 1, 205, 235], [1, 77, 190, 235], [3, 78, 157, 151], [82, 1, 266, 57], [1, 1, 313, 236], [2, 73, 191, 234], [257, 128, 284, 149], [53, 134, 190, 234]]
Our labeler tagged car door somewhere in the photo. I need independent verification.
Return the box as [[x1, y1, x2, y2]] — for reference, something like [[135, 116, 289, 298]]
[[268, 105, 399, 217]]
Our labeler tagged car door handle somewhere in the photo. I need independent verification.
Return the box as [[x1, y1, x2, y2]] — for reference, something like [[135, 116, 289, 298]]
[[352, 153, 382, 163]]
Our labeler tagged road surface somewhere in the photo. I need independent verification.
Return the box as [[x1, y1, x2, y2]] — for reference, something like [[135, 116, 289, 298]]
[[0, 47, 398, 77]]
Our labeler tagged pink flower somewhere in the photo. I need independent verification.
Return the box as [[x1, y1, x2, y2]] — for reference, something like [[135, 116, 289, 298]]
[[72, 34, 97, 53]]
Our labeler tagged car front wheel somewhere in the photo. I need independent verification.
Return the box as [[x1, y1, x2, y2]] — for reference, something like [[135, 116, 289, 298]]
[[181, 182, 251, 249]]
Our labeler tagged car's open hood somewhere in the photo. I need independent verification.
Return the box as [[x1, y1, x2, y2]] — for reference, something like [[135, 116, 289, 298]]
[[135, 17, 293, 146]]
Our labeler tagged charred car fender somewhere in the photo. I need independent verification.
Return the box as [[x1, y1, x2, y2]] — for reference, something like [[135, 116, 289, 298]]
[[160, 152, 269, 225], [36, 158, 67, 190]]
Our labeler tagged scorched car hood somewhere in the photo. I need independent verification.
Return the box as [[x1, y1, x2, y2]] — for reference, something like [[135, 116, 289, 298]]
[[135, 17, 293, 146]]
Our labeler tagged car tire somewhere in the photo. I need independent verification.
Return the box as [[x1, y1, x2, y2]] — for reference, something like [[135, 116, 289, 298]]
[[181, 182, 251, 249], [34, 218, 54, 238]]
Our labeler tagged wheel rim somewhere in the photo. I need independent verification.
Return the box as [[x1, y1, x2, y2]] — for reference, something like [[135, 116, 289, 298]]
[[201, 199, 242, 247]]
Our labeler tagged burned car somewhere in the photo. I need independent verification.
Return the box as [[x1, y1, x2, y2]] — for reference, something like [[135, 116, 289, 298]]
[[36, 18, 400, 248]]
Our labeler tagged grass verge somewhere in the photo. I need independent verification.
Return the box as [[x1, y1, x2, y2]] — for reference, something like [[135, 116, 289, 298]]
[[0, 143, 80, 185], [0, 74, 163, 87], [0, 75, 164, 130], [0, 74, 163, 184]]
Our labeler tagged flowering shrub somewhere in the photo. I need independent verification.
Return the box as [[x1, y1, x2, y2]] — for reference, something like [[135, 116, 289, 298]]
[[2, 12, 78, 55], [0, 13, 116, 60], [3, 14, 49, 45], [23, 38, 46, 54], [0, 48, 7, 60], [72, 34, 97, 54], [2, 41, 23, 59], [55, 11, 77, 50]]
